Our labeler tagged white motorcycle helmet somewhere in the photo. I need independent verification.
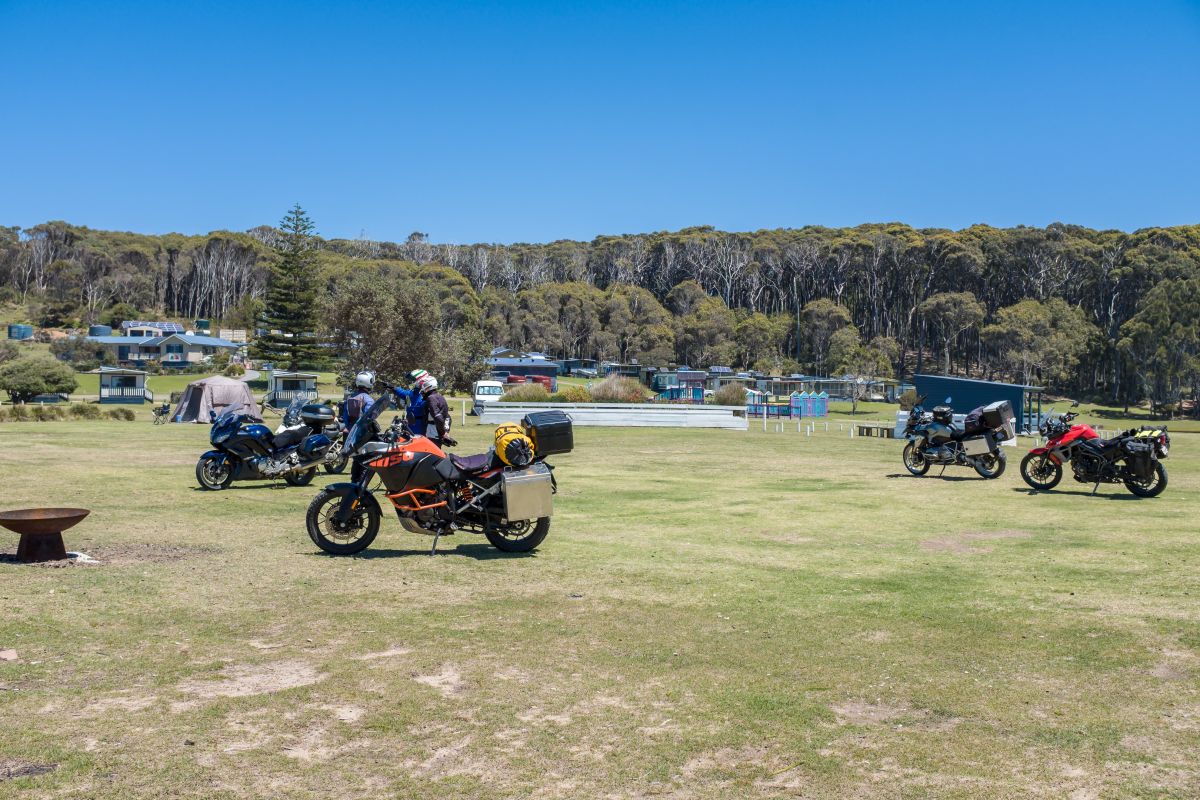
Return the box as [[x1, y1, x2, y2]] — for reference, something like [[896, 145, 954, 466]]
[[354, 370, 375, 390]]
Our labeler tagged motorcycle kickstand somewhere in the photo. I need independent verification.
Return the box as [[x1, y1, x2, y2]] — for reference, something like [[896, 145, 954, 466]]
[[429, 529, 442, 556], [1091, 480, 1101, 496]]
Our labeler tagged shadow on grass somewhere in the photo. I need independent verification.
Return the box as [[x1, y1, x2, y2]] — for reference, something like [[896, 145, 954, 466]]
[[190, 483, 295, 491], [1008, 487, 1145, 500], [884, 472, 983, 482], [305, 542, 534, 560]]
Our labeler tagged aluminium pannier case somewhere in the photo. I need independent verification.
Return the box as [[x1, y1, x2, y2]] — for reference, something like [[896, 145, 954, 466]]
[[521, 410, 574, 456], [502, 462, 554, 521], [961, 435, 992, 456]]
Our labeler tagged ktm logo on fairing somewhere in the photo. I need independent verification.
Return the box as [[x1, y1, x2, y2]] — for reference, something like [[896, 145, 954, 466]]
[[368, 451, 415, 468]]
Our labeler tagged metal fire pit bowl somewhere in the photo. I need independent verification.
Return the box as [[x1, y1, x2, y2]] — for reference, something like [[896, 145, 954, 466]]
[[0, 508, 90, 563]]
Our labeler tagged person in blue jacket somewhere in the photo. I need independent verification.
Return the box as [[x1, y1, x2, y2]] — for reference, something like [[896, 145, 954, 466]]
[[391, 368, 431, 435]]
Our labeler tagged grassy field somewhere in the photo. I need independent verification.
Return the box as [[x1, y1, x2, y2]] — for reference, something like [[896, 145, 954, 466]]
[[0, 410, 1198, 798]]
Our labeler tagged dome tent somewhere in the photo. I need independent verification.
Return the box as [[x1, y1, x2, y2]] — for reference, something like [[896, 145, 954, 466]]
[[171, 375, 259, 423]]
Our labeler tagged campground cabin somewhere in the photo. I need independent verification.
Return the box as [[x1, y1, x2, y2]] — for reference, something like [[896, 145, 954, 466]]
[[265, 371, 319, 408], [912, 374, 1044, 433], [86, 331, 239, 368], [92, 366, 152, 404]]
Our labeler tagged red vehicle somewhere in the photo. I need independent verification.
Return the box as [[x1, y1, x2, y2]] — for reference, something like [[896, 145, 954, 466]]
[[1020, 411, 1170, 497]]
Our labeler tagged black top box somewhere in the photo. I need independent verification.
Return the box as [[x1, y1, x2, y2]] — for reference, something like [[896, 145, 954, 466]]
[[980, 400, 1012, 430], [521, 410, 573, 456], [301, 403, 336, 428]]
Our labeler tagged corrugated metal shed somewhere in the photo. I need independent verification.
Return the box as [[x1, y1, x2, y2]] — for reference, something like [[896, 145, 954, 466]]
[[913, 374, 1043, 432]]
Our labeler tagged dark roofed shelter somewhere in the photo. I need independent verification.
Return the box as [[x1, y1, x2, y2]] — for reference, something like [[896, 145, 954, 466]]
[[913, 374, 1043, 433]]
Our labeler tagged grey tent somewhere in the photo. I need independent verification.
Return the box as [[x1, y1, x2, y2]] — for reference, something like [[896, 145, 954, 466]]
[[171, 375, 259, 423]]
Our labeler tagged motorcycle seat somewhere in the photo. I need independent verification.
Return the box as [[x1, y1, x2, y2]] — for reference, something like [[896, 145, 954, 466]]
[[272, 427, 310, 450], [449, 452, 496, 475], [1083, 437, 1123, 454]]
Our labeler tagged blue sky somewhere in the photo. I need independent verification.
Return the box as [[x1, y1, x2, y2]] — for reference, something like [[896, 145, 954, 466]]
[[1, 0, 1197, 243]]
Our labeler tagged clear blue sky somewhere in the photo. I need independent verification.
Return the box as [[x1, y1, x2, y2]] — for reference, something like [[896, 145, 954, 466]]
[[1, 0, 1198, 243]]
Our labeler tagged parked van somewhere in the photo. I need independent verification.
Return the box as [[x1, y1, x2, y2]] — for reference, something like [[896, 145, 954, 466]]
[[471, 380, 505, 415]]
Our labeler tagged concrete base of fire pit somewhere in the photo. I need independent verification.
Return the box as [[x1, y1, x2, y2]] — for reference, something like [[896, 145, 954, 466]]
[[0, 508, 90, 563]]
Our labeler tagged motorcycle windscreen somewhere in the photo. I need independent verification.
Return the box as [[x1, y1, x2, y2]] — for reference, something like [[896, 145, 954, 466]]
[[210, 402, 249, 444], [343, 392, 392, 455], [281, 395, 306, 427]]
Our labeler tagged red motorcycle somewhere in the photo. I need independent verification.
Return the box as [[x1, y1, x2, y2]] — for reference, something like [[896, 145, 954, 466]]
[[1019, 411, 1170, 497]]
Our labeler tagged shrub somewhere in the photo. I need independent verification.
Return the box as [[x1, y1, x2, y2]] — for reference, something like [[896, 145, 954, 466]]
[[6, 404, 30, 421], [588, 375, 649, 403], [712, 382, 750, 406], [502, 383, 550, 402], [69, 403, 102, 419], [0, 408, 7, 423], [223, 363, 246, 377], [0, 357, 79, 404], [31, 404, 66, 421], [548, 384, 592, 403], [898, 388, 921, 411], [105, 407, 136, 421]]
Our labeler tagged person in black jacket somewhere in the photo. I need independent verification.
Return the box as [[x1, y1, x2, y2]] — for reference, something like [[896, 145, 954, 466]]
[[413, 372, 457, 448]]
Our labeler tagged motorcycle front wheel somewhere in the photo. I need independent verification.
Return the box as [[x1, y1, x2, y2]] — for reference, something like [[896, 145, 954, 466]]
[[485, 517, 551, 553], [1125, 462, 1168, 498], [195, 455, 233, 490], [1020, 452, 1062, 491], [902, 442, 931, 476], [973, 450, 1007, 479], [306, 489, 381, 555], [285, 467, 317, 487]]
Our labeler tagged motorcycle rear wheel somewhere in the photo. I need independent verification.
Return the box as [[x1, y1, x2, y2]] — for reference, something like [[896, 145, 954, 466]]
[[973, 450, 1007, 479], [1125, 462, 1168, 498], [902, 442, 931, 476], [306, 489, 381, 555], [323, 455, 348, 474], [485, 517, 550, 553], [285, 467, 317, 487], [1020, 452, 1062, 491], [195, 455, 233, 490]]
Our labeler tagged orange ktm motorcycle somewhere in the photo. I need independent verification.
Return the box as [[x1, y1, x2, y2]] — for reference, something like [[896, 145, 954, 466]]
[[305, 387, 571, 556]]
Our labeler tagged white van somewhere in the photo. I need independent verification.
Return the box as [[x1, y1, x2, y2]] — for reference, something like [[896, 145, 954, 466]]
[[471, 380, 506, 415]]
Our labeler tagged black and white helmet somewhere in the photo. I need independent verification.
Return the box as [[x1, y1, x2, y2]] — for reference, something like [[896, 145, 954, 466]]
[[354, 370, 376, 390]]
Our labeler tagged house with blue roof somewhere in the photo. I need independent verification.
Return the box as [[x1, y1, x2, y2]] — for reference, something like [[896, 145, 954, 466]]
[[86, 332, 240, 367]]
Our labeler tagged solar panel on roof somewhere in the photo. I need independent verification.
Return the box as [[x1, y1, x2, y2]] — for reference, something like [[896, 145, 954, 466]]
[[121, 321, 184, 333]]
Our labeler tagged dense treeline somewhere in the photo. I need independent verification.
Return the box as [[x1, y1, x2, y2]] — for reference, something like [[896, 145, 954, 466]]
[[2, 220, 1198, 411]]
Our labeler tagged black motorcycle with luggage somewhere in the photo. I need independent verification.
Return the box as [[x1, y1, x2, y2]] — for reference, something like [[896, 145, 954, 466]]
[[901, 396, 1015, 479]]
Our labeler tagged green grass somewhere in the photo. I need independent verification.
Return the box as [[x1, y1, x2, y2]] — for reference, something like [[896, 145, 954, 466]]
[[0, 409, 1198, 797]]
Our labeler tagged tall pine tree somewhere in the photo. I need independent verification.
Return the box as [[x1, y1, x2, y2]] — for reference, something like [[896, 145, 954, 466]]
[[250, 204, 324, 369]]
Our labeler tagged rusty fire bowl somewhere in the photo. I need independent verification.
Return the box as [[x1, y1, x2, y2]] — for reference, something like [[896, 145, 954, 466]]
[[0, 508, 91, 535]]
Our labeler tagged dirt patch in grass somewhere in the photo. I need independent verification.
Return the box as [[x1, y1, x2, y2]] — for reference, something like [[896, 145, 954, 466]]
[[920, 529, 1032, 554], [0, 760, 58, 780], [412, 664, 464, 697], [354, 646, 411, 661], [830, 700, 960, 731], [176, 659, 327, 705], [0, 542, 214, 568]]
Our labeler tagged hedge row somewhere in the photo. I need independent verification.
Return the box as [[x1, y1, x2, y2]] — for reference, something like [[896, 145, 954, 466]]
[[0, 404, 137, 422]]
